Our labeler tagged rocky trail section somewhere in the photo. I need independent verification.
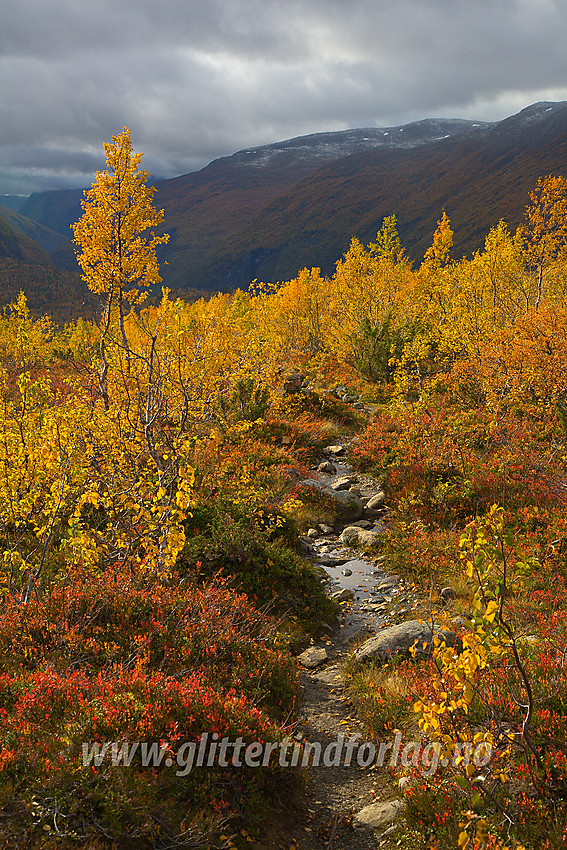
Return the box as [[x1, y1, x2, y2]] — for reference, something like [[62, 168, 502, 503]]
[[255, 442, 427, 850], [299, 443, 423, 644]]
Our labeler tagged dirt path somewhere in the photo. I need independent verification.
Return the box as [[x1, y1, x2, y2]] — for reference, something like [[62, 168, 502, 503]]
[[251, 443, 417, 849], [283, 656, 396, 849], [254, 592, 407, 850]]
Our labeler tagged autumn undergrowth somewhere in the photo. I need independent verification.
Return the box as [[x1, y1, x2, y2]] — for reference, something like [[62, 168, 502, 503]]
[[346, 363, 567, 847]]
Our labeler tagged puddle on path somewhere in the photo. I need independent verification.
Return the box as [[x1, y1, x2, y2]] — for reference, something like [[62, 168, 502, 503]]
[[317, 550, 401, 642], [322, 557, 384, 599]]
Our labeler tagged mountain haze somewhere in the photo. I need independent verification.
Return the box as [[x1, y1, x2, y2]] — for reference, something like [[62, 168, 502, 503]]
[[0, 196, 28, 213]]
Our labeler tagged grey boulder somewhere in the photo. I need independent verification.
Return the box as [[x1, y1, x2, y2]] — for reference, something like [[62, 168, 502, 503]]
[[331, 489, 364, 519], [341, 526, 380, 548], [330, 475, 357, 491], [355, 620, 457, 663], [366, 491, 386, 510], [318, 461, 337, 474]]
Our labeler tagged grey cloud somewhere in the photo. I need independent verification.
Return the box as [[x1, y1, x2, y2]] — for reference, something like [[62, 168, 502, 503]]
[[0, 0, 310, 61], [1, 0, 567, 194]]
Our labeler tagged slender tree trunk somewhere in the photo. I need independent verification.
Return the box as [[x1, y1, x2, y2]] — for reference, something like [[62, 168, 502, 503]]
[[99, 291, 113, 410]]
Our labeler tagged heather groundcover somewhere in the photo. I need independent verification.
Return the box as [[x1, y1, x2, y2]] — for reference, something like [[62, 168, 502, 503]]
[[2, 130, 567, 847]]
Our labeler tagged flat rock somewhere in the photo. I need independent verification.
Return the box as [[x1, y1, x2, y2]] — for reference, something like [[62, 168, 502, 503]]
[[323, 445, 346, 455], [297, 646, 329, 668], [317, 461, 337, 474], [353, 800, 404, 830], [317, 555, 350, 567], [355, 619, 457, 663], [366, 491, 387, 510], [313, 664, 343, 684]]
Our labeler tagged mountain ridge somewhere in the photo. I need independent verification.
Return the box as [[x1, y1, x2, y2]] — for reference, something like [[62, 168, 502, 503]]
[[12, 100, 567, 297]]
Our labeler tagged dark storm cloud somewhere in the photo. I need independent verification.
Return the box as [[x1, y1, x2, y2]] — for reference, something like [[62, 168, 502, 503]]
[[1, 0, 567, 194]]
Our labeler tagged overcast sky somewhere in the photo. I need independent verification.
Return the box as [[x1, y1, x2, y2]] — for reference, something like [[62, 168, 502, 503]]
[[1, 0, 567, 196]]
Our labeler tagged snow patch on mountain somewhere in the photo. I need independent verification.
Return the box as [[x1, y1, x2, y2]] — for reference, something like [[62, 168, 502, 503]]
[[227, 118, 493, 170]]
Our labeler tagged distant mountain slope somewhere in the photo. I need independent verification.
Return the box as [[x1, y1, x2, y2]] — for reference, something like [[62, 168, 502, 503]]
[[152, 117, 490, 290], [18, 101, 567, 296], [22, 117, 485, 278], [0, 205, 68, 253], [0, 195, 28, 212], [213, 101, 567, 286], [0, 213, 52, 264], [19, 188, 85, 238], [0, 213, 94, 320]]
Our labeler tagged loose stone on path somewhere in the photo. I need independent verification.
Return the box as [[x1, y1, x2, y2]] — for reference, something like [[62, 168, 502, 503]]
[[323, 444, 346, 455], [353, 799, 404, 830], [297, 646, 329, 668]]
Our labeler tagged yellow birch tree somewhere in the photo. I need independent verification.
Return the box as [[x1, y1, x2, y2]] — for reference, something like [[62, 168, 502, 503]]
[[72, 127, 169, 407]]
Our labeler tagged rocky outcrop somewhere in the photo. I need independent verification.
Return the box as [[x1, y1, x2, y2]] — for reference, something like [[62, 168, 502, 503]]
[[283, 373, 303, 394]]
